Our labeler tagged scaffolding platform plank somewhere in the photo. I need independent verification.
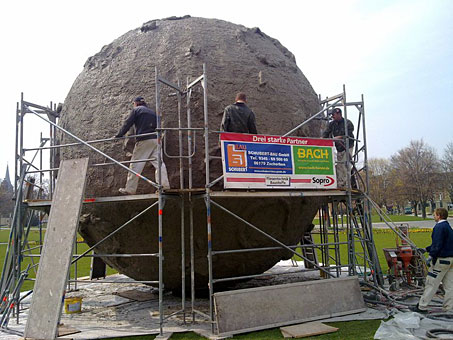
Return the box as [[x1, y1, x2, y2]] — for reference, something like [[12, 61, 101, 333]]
[[24, 158, 89, 340], [25, 193, 158, 209], [208, 189, 351, 198], [214, 276, 366, 336], [25, 188, 358, 210]]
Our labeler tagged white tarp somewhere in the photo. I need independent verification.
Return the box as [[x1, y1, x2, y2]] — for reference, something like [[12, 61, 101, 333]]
[[374, 311, 453, 340]]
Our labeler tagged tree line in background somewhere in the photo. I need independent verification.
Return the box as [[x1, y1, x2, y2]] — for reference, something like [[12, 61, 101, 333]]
[[368, 140, 453, 218], [0, 174, 50, 225]]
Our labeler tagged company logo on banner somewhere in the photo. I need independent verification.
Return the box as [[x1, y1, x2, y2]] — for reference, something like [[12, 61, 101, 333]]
[[220, 133, 337, 189]]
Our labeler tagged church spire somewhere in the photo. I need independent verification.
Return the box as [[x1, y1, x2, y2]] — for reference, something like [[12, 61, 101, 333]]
[[4, 164, 12, 189]]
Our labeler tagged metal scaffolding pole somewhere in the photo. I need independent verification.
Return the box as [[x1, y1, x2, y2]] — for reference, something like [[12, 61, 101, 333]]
[[186, 79, 196, 323], [155, 67, 165, 336], [2, 78, 390, 337]]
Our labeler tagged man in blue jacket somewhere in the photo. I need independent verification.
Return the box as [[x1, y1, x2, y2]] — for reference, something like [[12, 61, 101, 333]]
[[414, 208, 453, 312], [115, 96, 170, 194]]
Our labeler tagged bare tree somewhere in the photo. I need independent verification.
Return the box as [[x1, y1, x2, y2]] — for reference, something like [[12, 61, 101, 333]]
[[368, 158, 392, 209], [390, 140, 441, 218], [442, 142, 453, 205]]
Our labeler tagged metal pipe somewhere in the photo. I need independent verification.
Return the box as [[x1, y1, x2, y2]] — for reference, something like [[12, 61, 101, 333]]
[[74, 232, 78, 290], [21, 158, 40, 172], [66, 280, 159, 284], [341, 85, 356, 278], [176, 79, 186, 323], [14, 102, 19, 204], [39, 134, 44, 248], [187, 74, 204, 89], [22, 133, 157, 152], [163, 309, 185, 321], [22, 100, 58, 115], [23, 178, 44, 190], [201, 63, 215, 333], [210, 199, 335, 278], [204, 195, 214, 333], [186, 78, 196, 323], [203, 64, 210, 189], [192, 309, 210, 320], [161, 127, 203, 131], [283, 98, 342, 137], [155, 66, 164, 336], [15, 94, 25, 323], [318, 93, 343, 104], [81, 253, 159, 257], [50, 112, 56, 199], [211, 241, 348, 255], [20, 245, 42, 253], [26, 156, 167, 174], [24, 253, 159, 258], [157, 77, 183, 93], [71, 201, 158, 265], [360, 95, 384, 285], [207, 175, 224, 188], [213, 264, 348, 284], [23, 278, 160, 285]]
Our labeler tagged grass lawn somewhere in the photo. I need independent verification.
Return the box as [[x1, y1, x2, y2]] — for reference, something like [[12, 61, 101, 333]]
[[0, 226, 429, 340], [0, 229, 117, 291], [101, 319, 383, 339]]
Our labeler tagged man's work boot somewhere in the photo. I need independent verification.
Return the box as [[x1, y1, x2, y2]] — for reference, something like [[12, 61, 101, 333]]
[[410, 303, 428, 314], [119, 188, 134, 195]]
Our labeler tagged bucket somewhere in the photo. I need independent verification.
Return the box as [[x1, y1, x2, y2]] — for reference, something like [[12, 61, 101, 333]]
[[64, 297, 82, 314]]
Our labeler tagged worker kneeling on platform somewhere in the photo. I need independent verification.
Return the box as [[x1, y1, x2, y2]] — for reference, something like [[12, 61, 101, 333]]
[[412, 208, 453, 312], [115, 96, 170, 195]]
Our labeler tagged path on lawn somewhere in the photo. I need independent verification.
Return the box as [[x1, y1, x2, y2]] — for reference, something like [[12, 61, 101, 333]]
[[372, 216, 452, 229]]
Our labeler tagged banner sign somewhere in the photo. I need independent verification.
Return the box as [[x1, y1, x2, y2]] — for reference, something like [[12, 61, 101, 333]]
[[220, 133, 337, 189]]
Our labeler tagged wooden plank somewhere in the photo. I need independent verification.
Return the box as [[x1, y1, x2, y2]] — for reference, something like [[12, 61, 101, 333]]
[[58, 324, 81, 337], [214, 276, 365, 336], [24, 158, 89, 340], [280, 322, 338, 338]]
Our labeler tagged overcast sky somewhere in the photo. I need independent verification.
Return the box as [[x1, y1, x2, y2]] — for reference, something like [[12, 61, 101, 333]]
[[0, 0, 452, 181]]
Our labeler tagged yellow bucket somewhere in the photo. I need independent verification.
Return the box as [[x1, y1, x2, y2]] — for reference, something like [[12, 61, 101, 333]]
[[64, 297, 82, 314]]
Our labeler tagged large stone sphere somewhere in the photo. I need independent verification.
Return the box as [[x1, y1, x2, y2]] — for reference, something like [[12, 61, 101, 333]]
[[58, 16, 322, 291]]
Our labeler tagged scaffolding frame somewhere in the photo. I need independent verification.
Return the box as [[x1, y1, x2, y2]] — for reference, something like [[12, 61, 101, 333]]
[[1, 64, 386, 337]]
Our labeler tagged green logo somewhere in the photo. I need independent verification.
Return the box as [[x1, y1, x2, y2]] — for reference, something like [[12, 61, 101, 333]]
[[292, 146, 334, 175]]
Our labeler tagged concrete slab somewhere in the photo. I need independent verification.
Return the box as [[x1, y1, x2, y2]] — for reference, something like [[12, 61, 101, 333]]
[[214, 276, 366, 336], [24, 158, 89, 340]]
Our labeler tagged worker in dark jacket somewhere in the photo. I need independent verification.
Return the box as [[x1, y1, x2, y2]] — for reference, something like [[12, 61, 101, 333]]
[[115, 96, 170, 194], [322, 108, 354, 188], [413, 208, 453, 312], [221, 92, 257, 134]]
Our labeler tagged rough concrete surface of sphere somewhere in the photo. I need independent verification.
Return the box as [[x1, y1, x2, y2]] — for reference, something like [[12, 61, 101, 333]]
[[58, 16, 323, 291]]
